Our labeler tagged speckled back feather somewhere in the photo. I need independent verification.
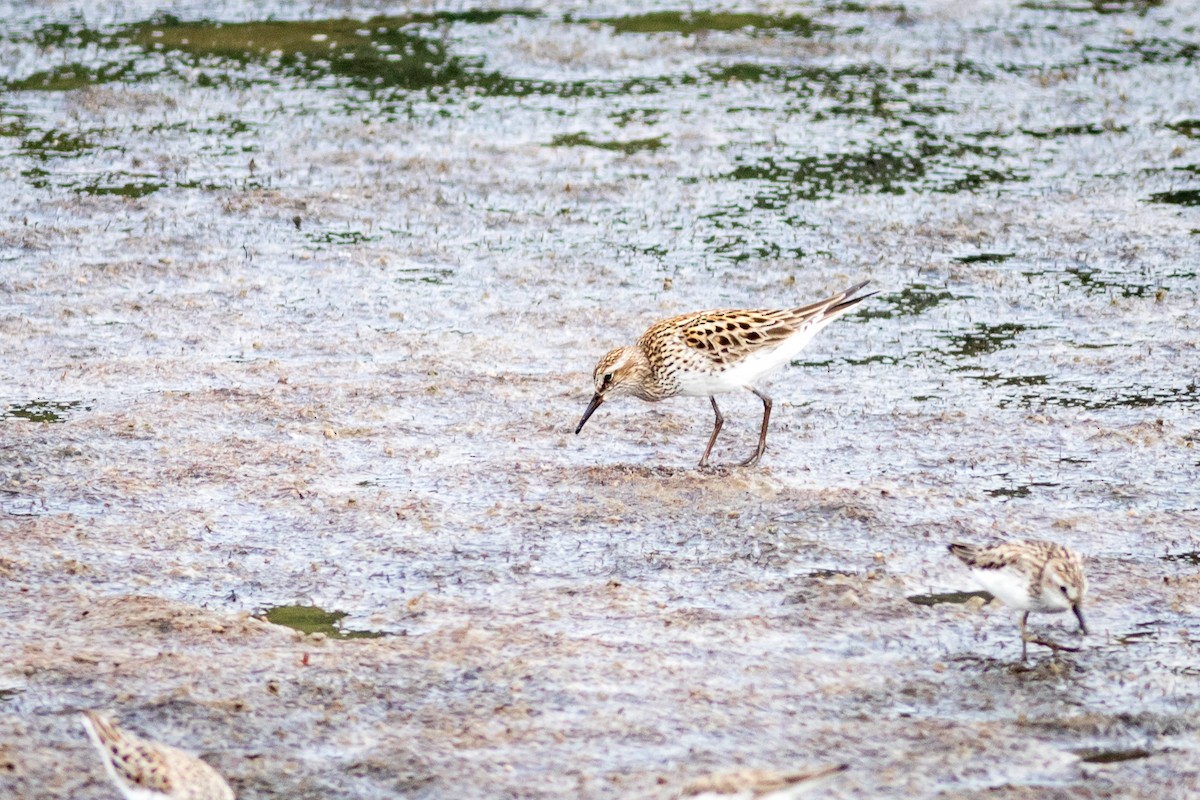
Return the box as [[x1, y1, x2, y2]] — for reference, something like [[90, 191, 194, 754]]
[[81, 711, 235, 800], [637, 281, 873, 394], [676, 308, 818, 365], [949, 538, 1087, 613], [680, 763, 849, 797], [83, 711, 175, 795], [949, 539, 1073, 574]]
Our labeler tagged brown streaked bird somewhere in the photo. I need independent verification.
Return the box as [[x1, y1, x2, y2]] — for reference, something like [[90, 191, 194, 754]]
[[80, 710, 235, 800], [575, 280, 874, 467], [679, 764, 849, 799], [948, 539, 1089, 661]]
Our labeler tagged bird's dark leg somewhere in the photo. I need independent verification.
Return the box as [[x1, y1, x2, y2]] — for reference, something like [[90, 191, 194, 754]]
[[1019, 611, 1030, 662], [738, 388, 772, 467], [699, 396, 724, 469]]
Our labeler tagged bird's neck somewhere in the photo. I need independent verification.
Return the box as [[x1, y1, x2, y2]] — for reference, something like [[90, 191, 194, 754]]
[[626, 346, 675, 401]]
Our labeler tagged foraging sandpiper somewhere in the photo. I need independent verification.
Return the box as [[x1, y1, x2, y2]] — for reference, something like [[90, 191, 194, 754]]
[[949, 539, 1088, 660], [576, 281, 874, 467]]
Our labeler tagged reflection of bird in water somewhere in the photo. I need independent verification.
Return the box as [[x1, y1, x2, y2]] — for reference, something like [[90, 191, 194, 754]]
[[949, 539, 1088, 661], [576, 281, 874, 468], [80, 710, 235, 800], [679, 764, 849, 799]]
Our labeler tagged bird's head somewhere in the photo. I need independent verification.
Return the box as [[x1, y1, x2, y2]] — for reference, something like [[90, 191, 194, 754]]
[[1041, 555, 1088, 633], [575, 347, 650, 434]]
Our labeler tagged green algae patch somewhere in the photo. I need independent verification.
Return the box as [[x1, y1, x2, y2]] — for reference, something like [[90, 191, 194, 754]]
[[128, 15, 480, 92], [907, 590, 993, 606], [306, 230, 380, 246], [953, 252, 1015, 264], [10, 12, 538, 94], [1022, 122, 1126, 138], [1148, 188, 1200, 206], [549, 132, 666, 154], [726, 138, 1024, 203], [3, 400, 86, 423], [1020, 0, 1164, 14], [78, 179, 165, 198], [1075, 748, 1152, 763], [19, 129, 96, 159], [127, 9, 541, 61], [986, 480, 1060, 498], [856, 285, 964, 320], [939, 322, 1034, 360], [1167, 120, 1200, 138], [587, 11, 824, 36], [261, 605, 385, 639]]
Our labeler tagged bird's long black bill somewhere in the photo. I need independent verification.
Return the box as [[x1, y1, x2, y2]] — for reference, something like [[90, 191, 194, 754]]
[[1073, 605, 1088, 635], [575, 393, 604, 434]]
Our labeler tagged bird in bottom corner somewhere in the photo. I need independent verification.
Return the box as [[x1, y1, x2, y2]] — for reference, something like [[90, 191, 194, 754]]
[[80, 710, 235, 800], [575, 281, 875, 468], [678, 764, 849, 799], [948, 539, 1088, 661]]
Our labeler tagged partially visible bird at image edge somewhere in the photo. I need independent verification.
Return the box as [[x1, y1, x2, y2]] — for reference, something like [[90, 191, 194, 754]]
[[80, 710, 235, 800], [679, 763, 849, 799], [575, 280, 875, 467]]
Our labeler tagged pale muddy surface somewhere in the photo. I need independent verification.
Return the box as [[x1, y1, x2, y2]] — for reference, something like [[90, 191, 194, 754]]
[[2, 0, 1200, 797]]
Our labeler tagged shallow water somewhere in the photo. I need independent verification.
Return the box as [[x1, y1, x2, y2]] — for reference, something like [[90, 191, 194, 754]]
[[1, 1, 1199, 798]]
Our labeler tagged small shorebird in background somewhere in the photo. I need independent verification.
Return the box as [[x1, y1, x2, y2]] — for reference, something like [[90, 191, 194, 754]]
[[80, 710, 235, 800], [678, 763, 849, 799], [575, 280, 874, 468], [948, 539, 1089, 661]]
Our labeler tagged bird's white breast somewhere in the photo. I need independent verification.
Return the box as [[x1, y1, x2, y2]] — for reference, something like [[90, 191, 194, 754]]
[[970, 567, 1035, 610]]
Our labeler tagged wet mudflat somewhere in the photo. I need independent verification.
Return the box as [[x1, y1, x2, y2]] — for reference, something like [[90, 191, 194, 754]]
[[2, 0, 1200, 797]]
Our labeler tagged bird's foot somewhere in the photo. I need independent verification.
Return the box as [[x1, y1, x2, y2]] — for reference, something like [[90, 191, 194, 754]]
[[1026, 636, 1081, 654]]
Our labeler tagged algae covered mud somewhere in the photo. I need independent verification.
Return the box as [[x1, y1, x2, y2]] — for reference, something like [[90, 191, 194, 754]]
[[2, 0, 1200, 797]]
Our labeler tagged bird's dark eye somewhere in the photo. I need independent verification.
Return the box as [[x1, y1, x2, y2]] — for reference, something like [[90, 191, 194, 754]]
[[603, 372, 613, 384], [1060, 585, 1070, 595]]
